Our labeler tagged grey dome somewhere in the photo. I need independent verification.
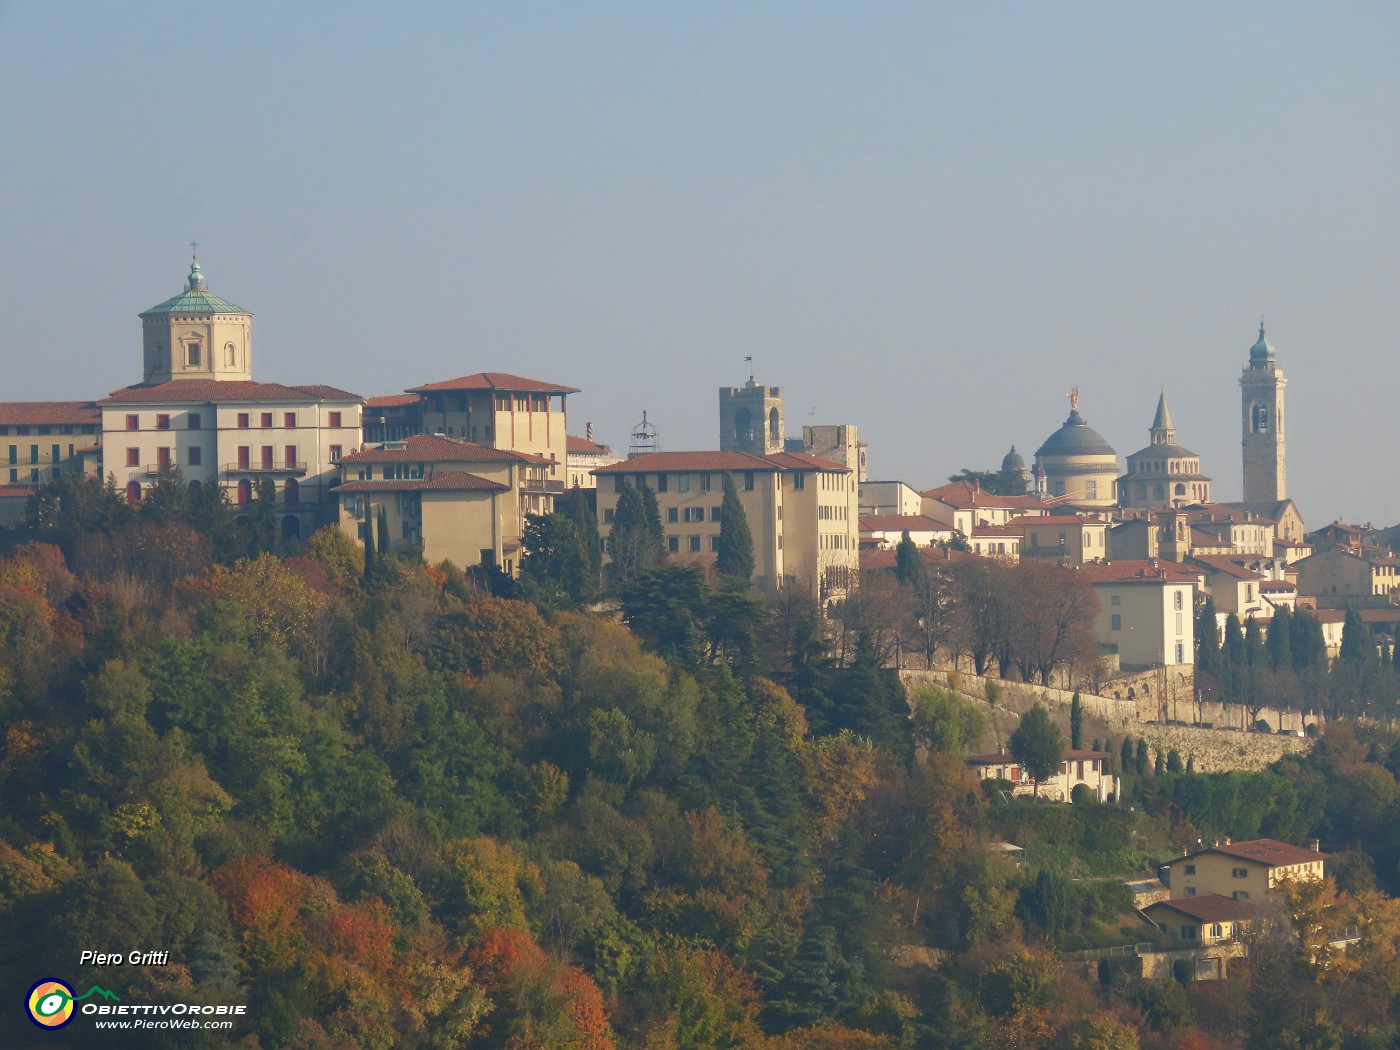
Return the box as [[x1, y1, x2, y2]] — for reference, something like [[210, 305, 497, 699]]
[[1036, 410, 1117, 458], [1001, 445, 1025, 471]]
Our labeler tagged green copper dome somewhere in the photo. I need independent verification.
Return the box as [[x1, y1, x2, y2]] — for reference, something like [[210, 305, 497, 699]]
[[140, 260, 249, 316], [1249, 324, 1275, 366]]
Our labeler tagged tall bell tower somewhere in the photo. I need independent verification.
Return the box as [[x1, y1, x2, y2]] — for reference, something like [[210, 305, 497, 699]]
[[1240, 324, 1287, 503]]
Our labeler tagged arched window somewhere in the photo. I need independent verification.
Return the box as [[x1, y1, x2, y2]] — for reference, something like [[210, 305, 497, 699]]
[[225, 342, 237, 366], [768, 407, 780, 440], [125, 481, 141, 505], [1252, 403, 1269, 433], [236, 478, 252, 505], [733, 407, 752, 442], [283, 478, 299, 505], [188, 479, 202, 498]]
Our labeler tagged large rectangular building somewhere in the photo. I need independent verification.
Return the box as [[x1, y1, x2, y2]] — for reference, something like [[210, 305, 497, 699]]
[[592, 450, 859, 599]]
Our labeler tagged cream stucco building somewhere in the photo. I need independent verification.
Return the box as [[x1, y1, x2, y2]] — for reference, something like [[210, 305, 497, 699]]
[[100, 260, 362, 540], [1078, 560, 1201, 672], [592, 450, 859, 598], [334, 434, 553, 574]]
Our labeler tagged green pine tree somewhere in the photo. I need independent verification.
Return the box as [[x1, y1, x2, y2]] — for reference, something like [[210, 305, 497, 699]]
[[1069, 691, 1083, 750], [716, 472, 755, 582]]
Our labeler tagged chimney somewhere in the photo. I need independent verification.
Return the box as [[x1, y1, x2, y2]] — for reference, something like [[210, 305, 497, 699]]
[[586, 421, 594, 441], [1309, 838, 1321, 853]]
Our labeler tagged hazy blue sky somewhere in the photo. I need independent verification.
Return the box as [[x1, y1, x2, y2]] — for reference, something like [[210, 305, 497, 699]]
[[4, 2, 1398, 524]]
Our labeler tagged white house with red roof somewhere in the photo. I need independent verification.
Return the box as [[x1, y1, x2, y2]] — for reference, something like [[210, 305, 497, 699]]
[[99, 260, 362, 540], [858, 514, 952, 550], [1076, 560, 1202, 672], [566, 427, 619, 489], [920, 480, 1048, 535], [966, 748, 1119, 802]]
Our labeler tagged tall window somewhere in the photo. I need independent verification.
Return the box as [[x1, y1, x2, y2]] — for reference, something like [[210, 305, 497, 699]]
[[261, 413, 273, 429], [328, 411, 342, 428], [1252, 403, 1269, 433], [188, 413, 202, 430], [157, 447, 171, 468], [236, 479, 251, 505], [156, 414, 170, 430], [126, 414, 139, 431], [329, 444, 342, 461], [284, 412, 296, 428], [285, 445, 297, 468], [188, 447, 202, 466], [237, 413, 249, 429], [126, 448, 139, 467]]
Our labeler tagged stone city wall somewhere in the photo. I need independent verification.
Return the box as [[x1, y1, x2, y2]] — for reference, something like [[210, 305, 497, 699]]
[[901, 670, 1312, 773]]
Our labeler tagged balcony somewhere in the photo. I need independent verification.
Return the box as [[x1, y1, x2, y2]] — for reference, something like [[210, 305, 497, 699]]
[[222, 461, 308, 476]]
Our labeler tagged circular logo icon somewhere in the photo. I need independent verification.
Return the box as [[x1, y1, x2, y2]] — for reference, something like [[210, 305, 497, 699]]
[[27, 979, 76, 1029]]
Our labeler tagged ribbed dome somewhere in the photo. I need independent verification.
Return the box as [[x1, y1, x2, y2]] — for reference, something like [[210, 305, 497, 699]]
[[140, 260, 249, 316], [1001, 445, 1025, 471], [1036, 409, 1117, 458]]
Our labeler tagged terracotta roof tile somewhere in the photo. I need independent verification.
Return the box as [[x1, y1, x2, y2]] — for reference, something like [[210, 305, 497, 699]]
[[101, 380, 360, 404], [859, 515, 949, 532], [334, 471, 508, 493], [1076, 560, 1204, 584], [762, 451, 849, 473], [406, 372, 580, 395], [593, 451, 780, 474], [0, 401, 101, 426], [1145, 894, 1256, 924], [567, 434, 611, 455], [365, 393, 420, 408], [339, 434, 546, 465], [1179, 837, 1328, 867]]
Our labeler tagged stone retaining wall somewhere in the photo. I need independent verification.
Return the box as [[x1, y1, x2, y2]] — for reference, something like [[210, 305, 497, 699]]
[[901, 670, 1312, 773]]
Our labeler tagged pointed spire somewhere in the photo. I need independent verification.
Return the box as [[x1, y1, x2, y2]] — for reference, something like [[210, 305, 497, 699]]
[[1152, 390, 1174, 430], [1150, 390, 1176, 446]]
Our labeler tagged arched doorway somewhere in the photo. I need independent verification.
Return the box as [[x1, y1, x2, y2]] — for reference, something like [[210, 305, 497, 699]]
[[188, 479, 202, 498], [283, 478, 299, 505], [281, 515, 302, 541], [125, 481, 141, 505], [236, 478, 252, 506]]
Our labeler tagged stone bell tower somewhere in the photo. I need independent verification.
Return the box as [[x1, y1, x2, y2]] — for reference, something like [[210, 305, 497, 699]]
[[1240, 324, 1287, 504]]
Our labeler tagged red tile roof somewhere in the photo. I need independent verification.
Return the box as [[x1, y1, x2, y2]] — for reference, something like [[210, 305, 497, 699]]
[[0, 401, 101, 425], [1188, 555, 1266, 580], [333, 471, 508, 493], [920, 480, 1037, 509], [1178, 838, 1327, 867], [101, 380, 360, 404], [406, 372, 580, 395], [1076, 560, 1203, 584], [859, 514, 949, 532], [365, 393, 420, 408], [567, 434, 611, 455], [593, 451, 781, 474], [1008, 514, 1107, 527], [0, 486, 35, 498], [338, 434, 546, 465], [763, 451, 849, 473], [1145, 894, 1255, 924]]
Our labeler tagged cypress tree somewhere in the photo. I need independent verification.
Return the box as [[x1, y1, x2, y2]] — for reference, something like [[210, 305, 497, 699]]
[[1154, 750, 1165, 776], [377, 505, 390, 555], [1243, 616, 1264, 666], [716, 472, 756, 582], [362, 509, 376, 584], [569, 487, 603, 599], [1196, 596, 1220, 673], [894, 530, 925, 587], [1339, 608, 1376, 672], [1134, 738, 1149, 777], [1266, 605, 1294, 671], [1070, 691, 1083, 750], [1120, 737, 1134, 776], [608, 480, 666, 584]]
